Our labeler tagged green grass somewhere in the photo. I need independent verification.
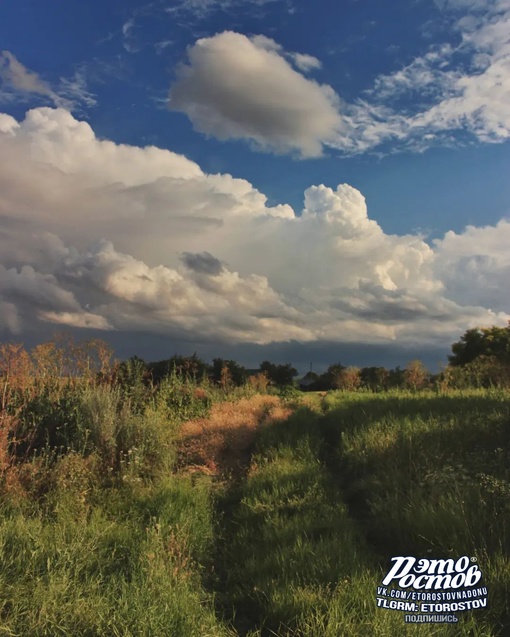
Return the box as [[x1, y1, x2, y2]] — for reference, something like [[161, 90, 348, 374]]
[[214, 409, 372, 636], [1, 387, 509, 635], [0, 379, 235, 637], [0, 475, 234, 636], [214, 390, 509, 636]]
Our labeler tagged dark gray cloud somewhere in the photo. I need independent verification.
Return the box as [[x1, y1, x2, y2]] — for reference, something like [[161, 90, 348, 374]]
[[180, 251, 224, 275], [330, 283, 455, 323]]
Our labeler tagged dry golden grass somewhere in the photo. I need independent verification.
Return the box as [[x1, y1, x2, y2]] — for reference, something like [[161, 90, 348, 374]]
[[178, 395, 292, 477]]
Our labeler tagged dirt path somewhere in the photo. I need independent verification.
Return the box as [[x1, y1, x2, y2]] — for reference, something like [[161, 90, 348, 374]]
[[177, 394, 293, 478]]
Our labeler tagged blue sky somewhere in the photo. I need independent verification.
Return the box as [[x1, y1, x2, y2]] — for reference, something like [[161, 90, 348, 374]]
[[0, 0, 509, 372]]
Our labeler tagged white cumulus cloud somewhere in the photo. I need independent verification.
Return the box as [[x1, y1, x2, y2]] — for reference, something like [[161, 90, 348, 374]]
[[169, 31, 343, 157]]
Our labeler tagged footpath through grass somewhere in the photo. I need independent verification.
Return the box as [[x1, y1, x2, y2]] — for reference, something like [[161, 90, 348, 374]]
[[214, 389, 510, 636]]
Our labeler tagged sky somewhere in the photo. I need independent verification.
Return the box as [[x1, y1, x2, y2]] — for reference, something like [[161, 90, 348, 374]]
[[0, 0, 509, 373]]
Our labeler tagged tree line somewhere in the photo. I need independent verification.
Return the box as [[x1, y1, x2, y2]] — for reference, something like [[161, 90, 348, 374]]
[[1, 322, 510, 393], [118, 322, 510, 391]]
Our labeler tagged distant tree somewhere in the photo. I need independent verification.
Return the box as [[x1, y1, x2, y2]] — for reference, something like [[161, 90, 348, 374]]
[[388, 366, 405, 389], [211, 358, 226, 385], [146, 359, 171, 384], [299, 371, 320, 392], [211, 358, 247, 387], [446, 324, 510, 389], [464, 355, 509, 388], [226, 360, 247, 387], [360, 366, 389, 392], [403, 360, 429, 391], [148, 353, 208, 384], [259, 361, 298, 387], [318, 363, 345, 390], [336, 366, 362, 391], [443, 355, 510, 389]]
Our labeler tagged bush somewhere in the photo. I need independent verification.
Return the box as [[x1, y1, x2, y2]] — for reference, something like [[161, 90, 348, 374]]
[[274, 384, 302, 401]]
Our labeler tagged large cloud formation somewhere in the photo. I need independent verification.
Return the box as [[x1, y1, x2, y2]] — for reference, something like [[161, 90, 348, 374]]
[[0, 107, 508, 349]]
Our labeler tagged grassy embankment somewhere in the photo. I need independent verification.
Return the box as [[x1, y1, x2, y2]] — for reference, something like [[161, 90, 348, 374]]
[[1, 379, 509, 636]]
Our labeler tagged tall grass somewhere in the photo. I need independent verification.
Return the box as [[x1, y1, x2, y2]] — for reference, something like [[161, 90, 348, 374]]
[[0, 474, 235, 636], [215, 390, 509, 635], [0, 344, 241, 637], [323, 390, 510, 556]]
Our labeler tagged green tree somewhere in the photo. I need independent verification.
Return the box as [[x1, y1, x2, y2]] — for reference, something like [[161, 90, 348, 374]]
[[148, 354, 208, 384], [360, 366, 389, 391], [447, 324, 510, 388], [388, 366, 405, 389], [259, 361, 298, 387], [211, 358, 247, 387], [299, 371, 320, 391], [449, 324, 510, 367], [318, 363, 345, 390]]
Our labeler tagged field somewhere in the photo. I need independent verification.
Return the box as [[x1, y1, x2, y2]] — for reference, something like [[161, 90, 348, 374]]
[[1, 382, 509, 635]]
